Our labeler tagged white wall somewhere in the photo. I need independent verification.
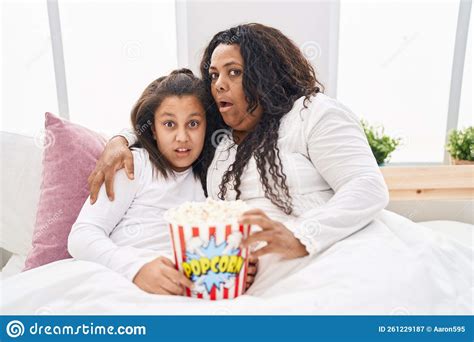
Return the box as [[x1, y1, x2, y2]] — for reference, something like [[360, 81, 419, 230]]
[[176, 0, 339, 96]]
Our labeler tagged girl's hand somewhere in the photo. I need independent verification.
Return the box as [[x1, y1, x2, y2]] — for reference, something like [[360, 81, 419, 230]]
[[245, 253, 259, 290], [239, 209, 309, 260], [133, 256, 194, 295], [88, 136, 134, 204]]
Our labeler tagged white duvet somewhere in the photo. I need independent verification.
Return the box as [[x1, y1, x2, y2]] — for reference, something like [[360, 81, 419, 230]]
[[1, 210, 472, 315]]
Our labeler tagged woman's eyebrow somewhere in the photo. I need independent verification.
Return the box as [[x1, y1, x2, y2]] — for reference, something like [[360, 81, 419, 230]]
[[209, 61, 242, 70]]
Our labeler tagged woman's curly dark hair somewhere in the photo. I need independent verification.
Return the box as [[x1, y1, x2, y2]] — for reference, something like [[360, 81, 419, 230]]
[[199, 23, 324, 215]]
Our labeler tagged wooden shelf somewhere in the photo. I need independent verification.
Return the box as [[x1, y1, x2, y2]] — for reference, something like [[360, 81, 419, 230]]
[[380, 165, 474, 200]]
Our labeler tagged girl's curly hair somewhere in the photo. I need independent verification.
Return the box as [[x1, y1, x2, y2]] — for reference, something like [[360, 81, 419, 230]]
[[200, 23, 324, 215]]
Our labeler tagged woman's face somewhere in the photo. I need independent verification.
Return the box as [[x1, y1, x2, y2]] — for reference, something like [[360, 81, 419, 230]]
[[152, 95, 206, 172], [209, 44, 262, 141]]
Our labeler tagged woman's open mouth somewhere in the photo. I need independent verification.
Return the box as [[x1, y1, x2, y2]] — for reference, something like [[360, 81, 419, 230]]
[[218, 101, 234, 113]]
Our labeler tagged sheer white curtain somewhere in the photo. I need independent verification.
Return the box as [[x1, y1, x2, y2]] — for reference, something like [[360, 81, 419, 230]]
[[1, 0, 178, 137], [337, 0, 467, 163], [458, 4, 472, 130], [1, 1, 58, 135]]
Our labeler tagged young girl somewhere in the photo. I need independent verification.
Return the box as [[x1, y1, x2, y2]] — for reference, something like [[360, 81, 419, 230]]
[[68, 69, 220, 295]]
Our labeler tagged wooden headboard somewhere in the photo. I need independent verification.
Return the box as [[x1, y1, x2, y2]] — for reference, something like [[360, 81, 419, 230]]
[[380, 165, 474, 200]]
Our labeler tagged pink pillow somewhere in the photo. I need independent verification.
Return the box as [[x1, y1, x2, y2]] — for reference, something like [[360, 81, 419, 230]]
[[23, 112, 106, 271]]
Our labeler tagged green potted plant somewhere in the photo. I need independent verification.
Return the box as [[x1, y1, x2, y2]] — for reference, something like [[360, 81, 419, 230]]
[[361, 120, 401, 166], [446, 126, 474, 165]]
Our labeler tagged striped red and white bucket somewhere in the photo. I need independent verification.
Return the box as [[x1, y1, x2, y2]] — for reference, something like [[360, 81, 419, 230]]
[[168, 222, 251, 300]]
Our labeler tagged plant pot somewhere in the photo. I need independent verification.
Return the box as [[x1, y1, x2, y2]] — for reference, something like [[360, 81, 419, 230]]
[[450, 158, 474, 165]]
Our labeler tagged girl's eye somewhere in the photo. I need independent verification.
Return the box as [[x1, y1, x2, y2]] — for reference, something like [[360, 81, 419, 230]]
[[163, 121, 175, 128], [209, 73, 218, 81], [189, 120, 200, 128], [229, 69, 242, 77]]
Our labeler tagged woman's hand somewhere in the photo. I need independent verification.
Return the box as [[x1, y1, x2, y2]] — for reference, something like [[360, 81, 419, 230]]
[[133, 256, 194, 295], [88, 136, 134, 204], [239, 209, 309, 259], [245, 253, 259, 290]]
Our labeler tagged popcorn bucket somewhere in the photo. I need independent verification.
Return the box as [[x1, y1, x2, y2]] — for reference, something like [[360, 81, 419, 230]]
[[166, 220, 251, 300]]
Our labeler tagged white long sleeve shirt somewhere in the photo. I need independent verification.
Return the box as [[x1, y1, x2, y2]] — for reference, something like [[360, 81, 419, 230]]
[[118, 93, 389, 256], [68, 148, 206, 281]]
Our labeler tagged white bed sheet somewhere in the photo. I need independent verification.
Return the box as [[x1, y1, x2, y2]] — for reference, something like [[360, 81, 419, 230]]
[[1, 212, 472, 315]]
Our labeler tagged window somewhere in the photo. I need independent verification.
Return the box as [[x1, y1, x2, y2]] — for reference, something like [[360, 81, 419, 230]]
[[59, 0, 177, 136], [1, 0, 177, 138], [458, 5, 472, 130], [1, 1, 58, 135], [337, 0, 464, 163]]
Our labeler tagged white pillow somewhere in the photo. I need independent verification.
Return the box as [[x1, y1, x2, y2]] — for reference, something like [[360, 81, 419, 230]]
[[0, 132, 43, 255]]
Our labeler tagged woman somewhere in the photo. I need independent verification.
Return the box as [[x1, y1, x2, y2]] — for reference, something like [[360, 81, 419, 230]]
[[88, 24, 471, 311]]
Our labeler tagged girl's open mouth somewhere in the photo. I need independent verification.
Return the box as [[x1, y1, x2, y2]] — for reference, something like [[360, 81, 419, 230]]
[[175, 148, 191, 156]]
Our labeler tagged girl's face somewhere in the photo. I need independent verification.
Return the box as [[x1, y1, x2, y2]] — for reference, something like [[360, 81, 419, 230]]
[[152, 95, 206, 172], [209, 44, 262, 142]]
